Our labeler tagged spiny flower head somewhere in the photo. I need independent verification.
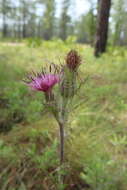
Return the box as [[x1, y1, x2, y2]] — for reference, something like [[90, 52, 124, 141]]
[[24, 63, 61, 93], [28, 74, 59, 92], [66, 50, 81, 71]]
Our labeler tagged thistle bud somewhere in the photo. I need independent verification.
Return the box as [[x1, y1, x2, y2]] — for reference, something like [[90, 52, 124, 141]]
[[66, 50, 81, 71]]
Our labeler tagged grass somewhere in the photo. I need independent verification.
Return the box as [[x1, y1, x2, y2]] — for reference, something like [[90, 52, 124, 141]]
[[0, 40, 127, 189]]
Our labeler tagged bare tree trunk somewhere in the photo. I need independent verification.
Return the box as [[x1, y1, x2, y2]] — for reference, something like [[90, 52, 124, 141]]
[[2, 0, 8, 38], [17, 18, 21, 39], [2, 14, 7, 37], [21, 0, 27, 38], [94, 0, 111, 57], [22, 21, 26, 38], [38, 21, 41, 38], [22, 10, 27, 38]]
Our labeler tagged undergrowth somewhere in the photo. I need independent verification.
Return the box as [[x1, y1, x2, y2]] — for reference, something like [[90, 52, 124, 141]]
[[0, 41, 127, 189]]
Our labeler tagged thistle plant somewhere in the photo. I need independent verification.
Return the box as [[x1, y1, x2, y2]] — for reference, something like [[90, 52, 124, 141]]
[[24, 50, 82, 167]]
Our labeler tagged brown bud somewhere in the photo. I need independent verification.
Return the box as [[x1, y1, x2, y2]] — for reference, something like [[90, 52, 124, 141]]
[[66, 50, 81, 71]]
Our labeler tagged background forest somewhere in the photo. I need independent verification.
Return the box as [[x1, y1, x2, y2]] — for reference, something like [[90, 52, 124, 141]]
[[0, 0, 127, 45], [0, 0, 127, 190]]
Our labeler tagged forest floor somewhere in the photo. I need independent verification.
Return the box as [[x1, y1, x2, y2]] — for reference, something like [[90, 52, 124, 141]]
[[0, 41, 127, 189]]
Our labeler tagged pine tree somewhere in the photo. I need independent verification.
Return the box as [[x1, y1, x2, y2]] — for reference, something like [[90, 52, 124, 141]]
[[94, 0, 111, 57]]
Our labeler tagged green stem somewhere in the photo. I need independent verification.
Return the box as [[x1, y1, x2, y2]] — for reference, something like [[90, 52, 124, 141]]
[[59, 122, 64, 165]]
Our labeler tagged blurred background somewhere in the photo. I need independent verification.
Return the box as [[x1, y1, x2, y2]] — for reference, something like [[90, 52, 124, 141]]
[[0, 0, 127, 46], [0, 0, 127, 189]]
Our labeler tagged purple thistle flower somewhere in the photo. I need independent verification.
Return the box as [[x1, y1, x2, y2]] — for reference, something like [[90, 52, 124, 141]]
[[28, 74, 59, 92], [24, 63, 61, 93]]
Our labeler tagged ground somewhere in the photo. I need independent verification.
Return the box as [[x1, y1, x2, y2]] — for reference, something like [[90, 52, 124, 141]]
[[0, 40, 127, 189]]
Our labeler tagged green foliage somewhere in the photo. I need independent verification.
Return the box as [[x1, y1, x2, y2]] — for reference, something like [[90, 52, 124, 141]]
[[59, 0, 71, 40], [26, 37, 42, 48], [0, 56, 44, 132], [0, 42, 127, 189], [110, 134, 127, 153], [81, 156, 127, 190], [25, 99, 43, 122], [65, 35, 77, 44], [111, 0, 127, 45], [27, 140, 58, 170], [76, 9, 96, 44], [0, 80, 44, 132], [0, 140, 16, 161], [42, 0, 56, 40]]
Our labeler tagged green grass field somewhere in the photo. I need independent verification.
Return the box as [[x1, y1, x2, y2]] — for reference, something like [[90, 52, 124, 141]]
[[0, 40, 127, 189]]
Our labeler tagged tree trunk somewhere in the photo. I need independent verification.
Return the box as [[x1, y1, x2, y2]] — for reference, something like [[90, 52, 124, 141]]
[[22, 18, 26, 38], [17, 19, 22, 39], [2, 0, 8, 38], [2, 14, 7, 37], [94, 0, 111, 57], [22, 1, 27, 38]]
